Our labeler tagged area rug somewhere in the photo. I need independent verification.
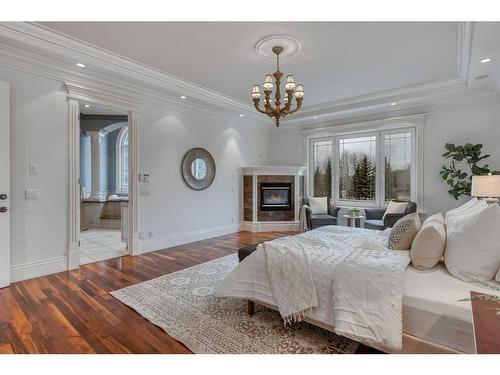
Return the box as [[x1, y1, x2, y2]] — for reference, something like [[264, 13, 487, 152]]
[[111, 254, 359, 354]]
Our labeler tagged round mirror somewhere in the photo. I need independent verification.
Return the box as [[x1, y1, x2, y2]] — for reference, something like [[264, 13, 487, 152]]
[[191, 158, 207, 180], [181, 148, 216, 190]]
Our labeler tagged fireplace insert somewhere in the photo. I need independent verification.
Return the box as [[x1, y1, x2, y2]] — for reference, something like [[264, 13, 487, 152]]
[[260, 182, 292, 211]]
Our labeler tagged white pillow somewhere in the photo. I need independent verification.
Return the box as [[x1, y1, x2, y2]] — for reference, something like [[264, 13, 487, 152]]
[[383, 201, 409, 220], [410, 213, 446, 269], [445, 197, 479, 221], [496, 267, 500, 283], [307, 196, 328, 215], [444, 202, 500, 282]]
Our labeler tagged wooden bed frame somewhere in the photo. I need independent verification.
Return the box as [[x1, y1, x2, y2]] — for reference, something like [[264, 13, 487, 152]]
[[247, 300, 464, 354]]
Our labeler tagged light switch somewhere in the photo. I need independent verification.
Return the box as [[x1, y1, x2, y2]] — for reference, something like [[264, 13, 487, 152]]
[[139, 173, 151, 182], [29, 164, 40, 174], [25, 189, 40, 200]]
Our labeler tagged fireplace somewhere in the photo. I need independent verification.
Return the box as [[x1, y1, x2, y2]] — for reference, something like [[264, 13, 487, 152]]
[[260, 182, 292, 211]]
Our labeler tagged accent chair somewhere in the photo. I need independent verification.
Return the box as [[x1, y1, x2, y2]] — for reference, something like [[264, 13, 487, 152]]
[[302, 197, 340, 230], [364, 201, 417, 230]]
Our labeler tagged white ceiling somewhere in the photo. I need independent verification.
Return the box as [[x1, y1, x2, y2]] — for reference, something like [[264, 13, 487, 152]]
[[38, 22, 460, 108]]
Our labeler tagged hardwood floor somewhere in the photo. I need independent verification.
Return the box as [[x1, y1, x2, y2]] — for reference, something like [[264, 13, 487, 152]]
[[0, 231, 379, 354]]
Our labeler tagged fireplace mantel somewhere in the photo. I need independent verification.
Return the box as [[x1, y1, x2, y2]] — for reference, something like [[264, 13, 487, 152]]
[[241, 166, 306, 232], [241, 166, 306, 176]]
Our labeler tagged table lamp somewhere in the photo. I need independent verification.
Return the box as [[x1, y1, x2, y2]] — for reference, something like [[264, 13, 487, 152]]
[[471, 173, 500, 203]]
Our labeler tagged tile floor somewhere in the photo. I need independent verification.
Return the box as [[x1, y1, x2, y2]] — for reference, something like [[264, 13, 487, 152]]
[[79, 228, 128, 264]]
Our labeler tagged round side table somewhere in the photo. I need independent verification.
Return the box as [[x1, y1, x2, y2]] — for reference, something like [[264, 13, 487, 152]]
[[343, 214, 365, 228]]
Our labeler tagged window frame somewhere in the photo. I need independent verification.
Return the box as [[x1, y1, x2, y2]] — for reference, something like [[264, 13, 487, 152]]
[[304, 114, 424, 211], [115, 126, 129, 194]]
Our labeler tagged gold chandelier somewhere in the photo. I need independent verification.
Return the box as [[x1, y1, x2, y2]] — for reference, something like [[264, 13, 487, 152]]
[[251, 46, 304, 127]]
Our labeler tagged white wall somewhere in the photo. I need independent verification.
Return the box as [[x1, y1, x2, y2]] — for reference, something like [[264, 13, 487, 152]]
[[0, 66, 69, 281], [137, 101, 268, 252], [1, 65, 270, 281], [268, 96, 500, 215]]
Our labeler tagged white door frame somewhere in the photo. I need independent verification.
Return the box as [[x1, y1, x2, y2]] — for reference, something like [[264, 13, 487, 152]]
[[0, 81, 10, 287], [66, 83, 141, 270]]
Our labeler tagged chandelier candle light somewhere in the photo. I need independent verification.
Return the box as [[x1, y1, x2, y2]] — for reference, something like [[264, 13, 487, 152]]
[[251, 46, 304, 127]]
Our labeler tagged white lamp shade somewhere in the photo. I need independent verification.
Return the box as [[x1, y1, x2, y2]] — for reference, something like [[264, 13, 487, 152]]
[[263, 74, 274, 89], [284, 75, 296, 90], [251, 85, 261, 98], [471, 175, 500, 197], [294, 84, 304, 98]]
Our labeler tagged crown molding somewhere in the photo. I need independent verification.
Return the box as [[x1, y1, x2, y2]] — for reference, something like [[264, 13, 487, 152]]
[[1, 22, 255, 112], [0, 21, 488, 129], [280, 22, 480, 127]]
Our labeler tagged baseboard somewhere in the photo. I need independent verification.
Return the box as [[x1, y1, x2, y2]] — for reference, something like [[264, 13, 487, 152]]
[[240, 221, 300, 232], [10, 256, 68, 283], [139, 224, 240, 254]]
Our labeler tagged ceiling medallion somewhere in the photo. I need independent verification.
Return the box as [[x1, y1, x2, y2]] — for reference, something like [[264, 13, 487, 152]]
[[251, 44, 304, 127]]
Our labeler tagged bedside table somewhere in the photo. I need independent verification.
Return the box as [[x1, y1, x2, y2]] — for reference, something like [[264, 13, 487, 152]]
[[470, 291, 500, 353]]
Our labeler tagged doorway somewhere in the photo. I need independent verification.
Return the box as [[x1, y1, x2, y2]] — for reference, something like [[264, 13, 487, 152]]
[[78, 105, 130, 264]]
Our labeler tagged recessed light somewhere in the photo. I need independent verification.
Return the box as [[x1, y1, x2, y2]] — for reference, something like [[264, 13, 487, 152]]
[[239, 114, 244, 117], [313, 116, 318, 119], [180, 95, 187, 99], [84, 104, 90, 108], [480, 58, 492, 63], [76, 62, 86, 68], [390, 102, 397, 106]]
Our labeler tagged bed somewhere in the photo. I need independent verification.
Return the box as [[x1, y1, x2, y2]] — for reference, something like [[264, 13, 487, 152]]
[[215, 225, 500, 354]]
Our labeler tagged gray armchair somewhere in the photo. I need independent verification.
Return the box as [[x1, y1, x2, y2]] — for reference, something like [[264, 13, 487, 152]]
[[364, 202, 417, 230], [302, 197, 340, 230]]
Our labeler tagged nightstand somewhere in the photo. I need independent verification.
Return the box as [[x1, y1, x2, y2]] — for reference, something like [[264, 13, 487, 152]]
[[470, 291, 500, 353]]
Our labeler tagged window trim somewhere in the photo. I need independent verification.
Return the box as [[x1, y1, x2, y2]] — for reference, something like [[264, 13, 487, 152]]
[[115, 126, 129, 194], [304, 114, 425, 211]]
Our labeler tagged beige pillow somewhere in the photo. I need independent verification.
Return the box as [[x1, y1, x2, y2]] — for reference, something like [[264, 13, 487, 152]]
[[445, 197, 479, 221], [388, 213, 421, 250], [410, 213, 446, 269], [496, 268, 500, 283], [383, 200, 409, 220], [307, 196, 328, 215]]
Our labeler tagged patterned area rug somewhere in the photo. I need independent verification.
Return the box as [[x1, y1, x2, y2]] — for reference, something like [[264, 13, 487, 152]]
[[111, 254, 359, 354]]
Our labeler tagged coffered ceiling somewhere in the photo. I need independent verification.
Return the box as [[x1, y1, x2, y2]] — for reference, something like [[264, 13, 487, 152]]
[[38, 22, 459, 107]]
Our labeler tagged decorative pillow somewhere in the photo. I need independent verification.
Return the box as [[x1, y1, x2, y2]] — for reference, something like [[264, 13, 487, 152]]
[[445, 197, 479, 221], [388, 213, 421, 250], [496, 267, 500, 283], [307, 196, 328, 215], [444, 203, 500, 282], [383, 201, 409, 220], [410, 213, 446, 269]]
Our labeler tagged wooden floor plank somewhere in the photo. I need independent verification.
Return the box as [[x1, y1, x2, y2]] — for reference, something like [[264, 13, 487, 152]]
[[0, 230, 377, 354]]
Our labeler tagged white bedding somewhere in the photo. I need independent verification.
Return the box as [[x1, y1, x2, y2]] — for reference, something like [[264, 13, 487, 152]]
[[215, 225, 411, 351], [403, 262, 500, 353]]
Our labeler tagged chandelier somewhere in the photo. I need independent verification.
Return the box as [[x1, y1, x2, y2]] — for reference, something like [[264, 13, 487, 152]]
[[251, 46, 304, 127]]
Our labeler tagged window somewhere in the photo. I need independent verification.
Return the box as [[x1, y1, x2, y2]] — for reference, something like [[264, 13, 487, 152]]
[[384, 131, 412, 202], [116, 127, 128, 193], [339, 135, 376, 202], [311, 139, 333, 197], [307, 116, 422, 208]]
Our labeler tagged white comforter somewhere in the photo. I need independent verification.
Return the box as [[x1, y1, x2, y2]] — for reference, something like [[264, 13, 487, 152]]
[[215, 225, 411, 351]]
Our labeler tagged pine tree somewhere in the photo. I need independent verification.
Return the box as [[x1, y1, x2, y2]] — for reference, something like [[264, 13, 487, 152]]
[[325, 159, 332, 198], [353, 155, 375, 200]]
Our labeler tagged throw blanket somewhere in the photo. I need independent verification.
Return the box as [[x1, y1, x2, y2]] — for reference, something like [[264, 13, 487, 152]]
[[215, 226, 410, 351], [263, 237, 318, 323]]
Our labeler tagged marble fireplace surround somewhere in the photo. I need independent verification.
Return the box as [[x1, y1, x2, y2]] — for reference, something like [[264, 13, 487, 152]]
[[241, 166, 306, 232]]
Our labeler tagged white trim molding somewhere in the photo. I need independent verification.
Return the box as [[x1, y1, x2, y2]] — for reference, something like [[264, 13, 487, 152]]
[[11, 256, 68, 283], [128, 111, 140, 256], [139, 224, 240, 254], [240, 221, 300, 232], [67, 98, 80, 270], [304, 114, 426, 213]]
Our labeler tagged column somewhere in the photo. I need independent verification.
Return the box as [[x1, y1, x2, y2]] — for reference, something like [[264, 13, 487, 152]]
[[87, 130, 107, 201]]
